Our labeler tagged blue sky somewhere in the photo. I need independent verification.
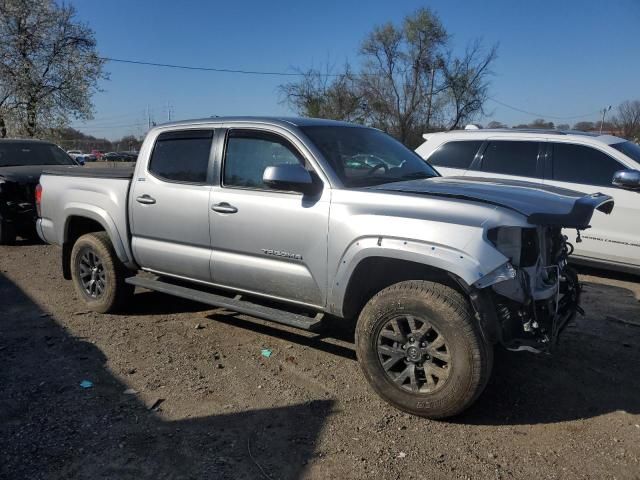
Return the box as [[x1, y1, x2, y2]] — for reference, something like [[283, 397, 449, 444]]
[[71, 0, 640, 139]]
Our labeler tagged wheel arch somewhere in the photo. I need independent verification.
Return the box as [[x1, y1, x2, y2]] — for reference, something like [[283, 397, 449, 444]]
[[61, 206, 134, 279], [329, 237, 486, 318]]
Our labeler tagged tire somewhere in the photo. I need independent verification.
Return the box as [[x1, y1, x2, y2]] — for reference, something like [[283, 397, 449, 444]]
[[355, 280, 493, 419], [0, 219, 16, 245], [70, 232, 134, 313]]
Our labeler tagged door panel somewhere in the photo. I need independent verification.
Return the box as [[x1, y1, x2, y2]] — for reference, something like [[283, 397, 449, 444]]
[[209, 129, 329, 307], [543, 142, 640, 267], [130, 129, 215, 281], [209, 188, 329, 306], [131, 176, 213, 280], [546, 179, 640, 266]]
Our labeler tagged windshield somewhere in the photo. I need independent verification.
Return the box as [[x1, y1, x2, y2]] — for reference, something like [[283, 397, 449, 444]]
[[611, 141, 640, 164], [300, 126, 439, 187], [0, 142, 76, 167]]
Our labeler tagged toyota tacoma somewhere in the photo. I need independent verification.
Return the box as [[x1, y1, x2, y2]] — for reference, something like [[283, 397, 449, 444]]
[[36, 117, 614, 418]]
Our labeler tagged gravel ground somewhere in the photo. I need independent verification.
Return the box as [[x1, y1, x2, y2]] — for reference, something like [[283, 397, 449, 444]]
[[1, 241, 639, 479]]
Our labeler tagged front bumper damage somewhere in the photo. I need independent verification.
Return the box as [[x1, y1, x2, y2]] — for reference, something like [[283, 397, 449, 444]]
[[472, 226, 582, 353]]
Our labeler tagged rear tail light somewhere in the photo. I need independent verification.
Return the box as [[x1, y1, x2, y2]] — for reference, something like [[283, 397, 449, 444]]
[[35, 184, 42, 217]]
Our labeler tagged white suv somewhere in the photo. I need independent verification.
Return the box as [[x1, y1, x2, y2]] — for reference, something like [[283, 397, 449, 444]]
[[416, 129, 640, 274]]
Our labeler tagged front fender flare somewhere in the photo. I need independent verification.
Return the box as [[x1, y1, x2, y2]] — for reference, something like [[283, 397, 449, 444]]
[[328, 236, 490, 317]]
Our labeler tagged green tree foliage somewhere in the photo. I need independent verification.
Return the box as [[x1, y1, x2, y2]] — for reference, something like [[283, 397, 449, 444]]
[[0, 0, 106, 137]]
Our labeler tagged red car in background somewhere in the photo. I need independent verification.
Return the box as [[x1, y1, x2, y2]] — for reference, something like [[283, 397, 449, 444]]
[[90, 150, 104, 160]]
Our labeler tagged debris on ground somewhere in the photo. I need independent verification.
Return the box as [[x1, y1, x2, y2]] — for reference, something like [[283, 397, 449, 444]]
[[397, 451, 407, 459], [148, 398, 165, 411], [79, 380, 93, 389], [195, 323, 204, 329], [261, 349, 272, 358], [123, 388, 138, 395]]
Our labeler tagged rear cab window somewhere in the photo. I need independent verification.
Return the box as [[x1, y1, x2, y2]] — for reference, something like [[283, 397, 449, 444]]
[[427, 141, 482, 169], [476, 140, 541, 178]]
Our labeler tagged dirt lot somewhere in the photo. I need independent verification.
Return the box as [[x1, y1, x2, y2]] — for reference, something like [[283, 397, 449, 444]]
[[1, 241, 639, 479]]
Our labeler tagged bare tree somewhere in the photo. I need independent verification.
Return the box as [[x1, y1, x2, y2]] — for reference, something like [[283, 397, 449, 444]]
[[439, 40, 497, 131], [280, 8, 498, 148], [556, 123, 570, 130], [356, 8, 449, 146], [487, 120, 507, 129], [0, 0, 106, 137], [278, 65, 364, 122], [573, 121, 595, 131], [613, 100, 640, 140]]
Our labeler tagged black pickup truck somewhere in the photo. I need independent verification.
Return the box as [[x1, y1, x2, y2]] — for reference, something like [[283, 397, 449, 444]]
[[0, 139, 79, 244]]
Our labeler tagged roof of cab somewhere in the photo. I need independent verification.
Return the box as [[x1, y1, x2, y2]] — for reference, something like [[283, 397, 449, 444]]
[[155, 116, 360, 130]]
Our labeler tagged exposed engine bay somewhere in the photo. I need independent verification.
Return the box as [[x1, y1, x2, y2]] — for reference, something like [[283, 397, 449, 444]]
[[480, 225, 581, 352]]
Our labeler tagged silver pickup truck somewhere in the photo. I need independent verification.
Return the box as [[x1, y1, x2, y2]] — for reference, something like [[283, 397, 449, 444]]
[[36, 117, 614, 418]]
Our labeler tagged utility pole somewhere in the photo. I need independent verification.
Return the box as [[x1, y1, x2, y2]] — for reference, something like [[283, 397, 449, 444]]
[[166, 101, 173, 122], [599, 105, 612, 134]]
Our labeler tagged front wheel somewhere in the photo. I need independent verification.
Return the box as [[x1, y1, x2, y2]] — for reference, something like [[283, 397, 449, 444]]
[[355, 280, 493, 419], [70, 232, 134, 313]]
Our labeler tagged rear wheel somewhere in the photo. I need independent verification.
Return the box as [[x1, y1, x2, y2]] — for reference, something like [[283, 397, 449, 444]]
[[0, 219, 16, 245], [355, 280, 493, 419], [70, 232, 134, 313]]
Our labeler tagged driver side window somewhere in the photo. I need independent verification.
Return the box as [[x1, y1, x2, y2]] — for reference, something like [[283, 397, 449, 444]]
[[223, 130, 307, 189]]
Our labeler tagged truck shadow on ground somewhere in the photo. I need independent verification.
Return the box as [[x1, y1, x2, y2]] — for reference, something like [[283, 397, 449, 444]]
[[196, 279, 640, 426], [0, 273, 333, 479], [459, 278, 640, 425]]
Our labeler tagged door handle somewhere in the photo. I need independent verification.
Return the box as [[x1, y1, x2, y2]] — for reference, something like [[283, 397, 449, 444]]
[[211, 202, 238, 214], [136, 194, 156, 205]]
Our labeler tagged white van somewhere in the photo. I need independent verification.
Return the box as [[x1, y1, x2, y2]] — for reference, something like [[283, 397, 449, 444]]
[[416, 129, 640, 274]]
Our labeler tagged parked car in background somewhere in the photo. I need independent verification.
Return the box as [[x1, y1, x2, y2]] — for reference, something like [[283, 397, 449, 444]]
[[416, 129, 640, 274], [36, 117, 614, 418], [66, 150, 86, 165], [102, 152, 124, 162], [0, 139, 79, 244], [118, 151, 138, 161], [90, 149, 105, 161]]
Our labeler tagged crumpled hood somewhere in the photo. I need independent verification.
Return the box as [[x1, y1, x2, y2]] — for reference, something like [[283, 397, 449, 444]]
[[0, 165, 53, 184], [370, 176, 614, 229]]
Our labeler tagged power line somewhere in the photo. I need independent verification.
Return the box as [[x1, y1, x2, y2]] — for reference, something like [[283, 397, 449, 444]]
[[487, 96, 602, 120], [96, 56, 606, 122], [99, 56, 319, 77]]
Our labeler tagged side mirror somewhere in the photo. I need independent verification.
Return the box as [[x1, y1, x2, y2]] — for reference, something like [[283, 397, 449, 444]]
[[263, 164, 321, 195], [612, 169, 640, 191]]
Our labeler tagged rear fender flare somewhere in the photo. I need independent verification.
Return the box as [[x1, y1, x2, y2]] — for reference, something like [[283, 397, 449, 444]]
[[61, 204, 133, 266]]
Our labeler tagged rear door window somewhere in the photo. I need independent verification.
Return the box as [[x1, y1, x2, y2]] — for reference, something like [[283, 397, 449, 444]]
[[427, 141, 482, 169], [148, 130, 213, 183], [479, 141, 541, 178], [551, 143, 624, 187]]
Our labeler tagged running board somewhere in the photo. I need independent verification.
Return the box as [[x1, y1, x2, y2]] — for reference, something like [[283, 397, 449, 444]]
[[125, 276, 324, 331]]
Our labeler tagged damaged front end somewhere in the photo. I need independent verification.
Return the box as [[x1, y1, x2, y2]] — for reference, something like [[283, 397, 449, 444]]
[[475, 226, 581, 353]]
